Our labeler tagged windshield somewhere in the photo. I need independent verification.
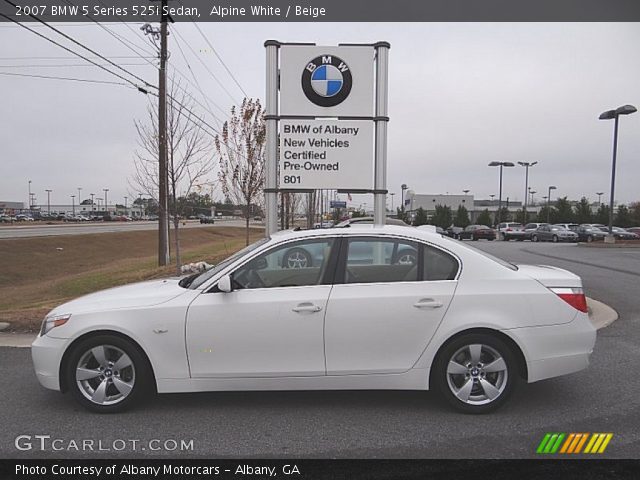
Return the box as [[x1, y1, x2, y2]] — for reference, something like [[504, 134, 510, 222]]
[[439, 236, 518, 271], [182, 237, 270, 290]]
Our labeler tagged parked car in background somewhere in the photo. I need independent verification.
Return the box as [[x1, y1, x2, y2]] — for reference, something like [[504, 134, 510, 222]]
[[335, 217, 408, 228], [575, 225, 607, 243], [31, 225, 596, 414], [15, 214, 35, 221], [200, 216, 215, 224], [531, 225, 578, 243], [627, 227, 640, 236], [445, 226, 464, 239], [459, 225, 496, 241], [554, 223, 579, 231], [580, 223, 607, 231], [497, 222, 525, 241], [522, 223, 549, 240], [0, 214, 12, 223], [608, 227, 639, 240]]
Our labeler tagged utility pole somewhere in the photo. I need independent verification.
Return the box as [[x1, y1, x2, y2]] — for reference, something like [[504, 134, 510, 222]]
[[157, 0, 170, 265]]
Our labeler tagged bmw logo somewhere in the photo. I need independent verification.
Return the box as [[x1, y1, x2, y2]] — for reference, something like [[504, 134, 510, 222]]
[[301, 55, 353, 107]]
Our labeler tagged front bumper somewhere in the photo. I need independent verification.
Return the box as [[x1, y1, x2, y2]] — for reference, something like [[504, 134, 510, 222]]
[[504, 312, 596, 383], [31, 334, 69, 391]]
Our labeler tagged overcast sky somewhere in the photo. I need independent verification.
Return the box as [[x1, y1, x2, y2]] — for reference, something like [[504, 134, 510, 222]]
[[1, 22, 639, 209]]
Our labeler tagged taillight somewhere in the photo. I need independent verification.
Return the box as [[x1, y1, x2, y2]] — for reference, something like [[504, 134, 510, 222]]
[[550, 287, 588, 313]]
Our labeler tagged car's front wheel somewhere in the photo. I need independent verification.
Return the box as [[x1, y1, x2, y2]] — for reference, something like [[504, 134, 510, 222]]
[[552, 235, 559, 243], [66, 335, 152, 413], [433, 333, 516, 414], [532, 235, 539, 242]]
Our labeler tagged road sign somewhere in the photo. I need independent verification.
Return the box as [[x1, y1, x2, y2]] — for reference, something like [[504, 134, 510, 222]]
[[330, 201, 347, 208], [279, 45, 375, 117], [279, 119, 373, 190]]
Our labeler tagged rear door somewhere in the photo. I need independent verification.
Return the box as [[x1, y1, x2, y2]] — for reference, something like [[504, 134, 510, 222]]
[[324, 236, 459, 375]]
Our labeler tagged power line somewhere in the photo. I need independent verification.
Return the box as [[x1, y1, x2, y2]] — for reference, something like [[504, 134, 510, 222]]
[[0, 56, 156, 60], [0, 12, 152, 93], [171, 25, 240, 105], [175, 0, 248, 99], [0, 71, 132, 86], [0, 63, 152, 68], [3, 0, 155, 89], [171, 29, 224, 127]]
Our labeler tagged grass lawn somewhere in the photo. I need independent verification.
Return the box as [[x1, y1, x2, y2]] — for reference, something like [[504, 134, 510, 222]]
[[0, 226, 262, 332]]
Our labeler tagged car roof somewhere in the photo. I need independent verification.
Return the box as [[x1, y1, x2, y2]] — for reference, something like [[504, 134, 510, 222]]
[[270, 224, 438, 242]]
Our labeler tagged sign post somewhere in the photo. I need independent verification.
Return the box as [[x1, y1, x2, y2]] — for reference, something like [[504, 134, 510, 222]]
[[264, 41, 389, 236]]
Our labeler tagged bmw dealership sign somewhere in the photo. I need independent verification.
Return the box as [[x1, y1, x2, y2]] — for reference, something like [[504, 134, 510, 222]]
[[264, 41, 389, 233], [278, 46, 377, 190]]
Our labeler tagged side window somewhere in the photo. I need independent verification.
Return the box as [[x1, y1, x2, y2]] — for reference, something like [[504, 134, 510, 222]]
[[344, 238, 418, 284], [232, 238, 334, 289], [423, 245, 458, 281]]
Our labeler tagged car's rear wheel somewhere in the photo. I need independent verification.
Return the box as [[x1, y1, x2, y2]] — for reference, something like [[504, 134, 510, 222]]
[[394, 248, 417, 265], [433, 333, 516, 414], [587, 235, 593, 243], [552, 235, 558, 243], [66, 335, 152, 413], [532, 235, 538, 242]]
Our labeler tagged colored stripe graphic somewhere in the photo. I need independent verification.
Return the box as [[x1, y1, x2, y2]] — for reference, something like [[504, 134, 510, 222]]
[[537, 433, 613, 454]]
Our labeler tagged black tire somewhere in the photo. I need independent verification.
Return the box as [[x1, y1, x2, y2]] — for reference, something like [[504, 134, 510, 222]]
[[472, 235, 478, 241], [587, 235, 593, 243], [532, 235, 539, 242], [282, 247, 312, 269], [500, 233, 507, 241], [433, 333, 517, 414], [65, 334, 153, 413], [552, 235, 558, 243]]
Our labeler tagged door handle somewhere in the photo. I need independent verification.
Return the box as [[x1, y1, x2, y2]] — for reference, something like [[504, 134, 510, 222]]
[[413, 299, 443, 309], [292, 303, 322, 313]]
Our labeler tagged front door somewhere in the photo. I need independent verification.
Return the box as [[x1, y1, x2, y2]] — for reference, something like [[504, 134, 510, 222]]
[[186, 237, 336, 378]]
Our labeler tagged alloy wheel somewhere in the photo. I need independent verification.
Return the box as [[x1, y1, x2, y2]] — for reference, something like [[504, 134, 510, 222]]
[[445, 343, 508, 406], [75, 345, 135, 406]]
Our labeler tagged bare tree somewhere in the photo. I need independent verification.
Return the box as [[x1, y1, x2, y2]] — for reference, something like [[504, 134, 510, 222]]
[[216, 98, 266, 245], [131, 78, 213, 273]]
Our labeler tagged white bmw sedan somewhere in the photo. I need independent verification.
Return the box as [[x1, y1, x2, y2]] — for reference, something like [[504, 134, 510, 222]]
[[32, 226, 596, 413]]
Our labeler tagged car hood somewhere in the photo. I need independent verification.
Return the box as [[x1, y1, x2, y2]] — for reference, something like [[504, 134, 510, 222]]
[[47, 278, 187, 316], [517, 264, 582, 288]]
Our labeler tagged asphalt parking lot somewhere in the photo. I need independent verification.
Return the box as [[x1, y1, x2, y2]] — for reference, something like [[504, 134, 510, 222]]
[[1, 241, 638, 459]]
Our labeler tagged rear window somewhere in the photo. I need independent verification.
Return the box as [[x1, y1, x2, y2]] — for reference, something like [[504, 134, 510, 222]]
[[440, 236, 518, 271]]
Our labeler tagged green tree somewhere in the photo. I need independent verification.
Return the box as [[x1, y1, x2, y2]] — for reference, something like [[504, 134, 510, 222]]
[[454, 205, 470, 228], [514, 208, 526, 224], [351, 209, 366, 218], [395, 206, 409, 223], [573, 197, 592, 224], [496, 206, 511, 224], [629, 202, 640, 226], [555, 197, 574, 223], [537, 205, 556, 224], [615, 204, 632, 227], [595, 204, 610, 225], [430, 204, 453, 229], [414, 207, 428, 226], [476, 208, 492, 226]]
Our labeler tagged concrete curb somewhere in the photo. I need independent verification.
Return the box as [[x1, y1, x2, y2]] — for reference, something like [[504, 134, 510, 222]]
[[0, 333, 37, 348], [0, 298, 618, 348], [587, 297, 619, 330]]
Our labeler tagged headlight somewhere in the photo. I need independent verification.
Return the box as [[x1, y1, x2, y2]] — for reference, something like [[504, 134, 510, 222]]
[[40, 314, 71, 336]]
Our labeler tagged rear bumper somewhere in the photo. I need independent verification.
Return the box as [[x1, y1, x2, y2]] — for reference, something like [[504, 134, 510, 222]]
[[503, 312, 596, 383], [31, 334, 68, 391]]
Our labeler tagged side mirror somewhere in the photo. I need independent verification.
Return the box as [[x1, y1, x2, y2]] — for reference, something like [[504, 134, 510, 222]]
[[217, 274, 232, 293]]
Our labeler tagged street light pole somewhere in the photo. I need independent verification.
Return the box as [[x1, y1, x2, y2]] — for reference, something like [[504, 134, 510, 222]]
[[28, 180, 32, 209], [401, 184, 408, 212], [45, 189, 52, 214], [547, 186, 556, 223], [596, 192, 604, 205], [103, 188, 109, 216], [90, 193, 95, 212], [488, 162, 515, 228], [517, 162, 538, 224], [390, 192, 395, 212], [599, 105, 637, 239], [71, 195, 75, 217]]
